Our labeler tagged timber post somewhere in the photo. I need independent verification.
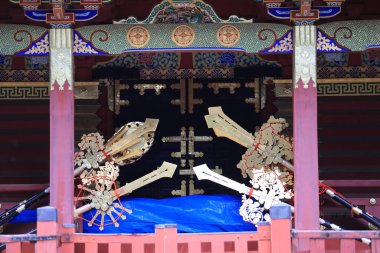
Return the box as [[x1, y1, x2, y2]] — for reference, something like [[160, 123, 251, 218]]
[[257, 221, 271, 253], [35, 206, 58, 253], [49, 28, 75, 253], [292, 25, 320, 226], [270, 204, 292, 253], [155, 224, 178, 253]]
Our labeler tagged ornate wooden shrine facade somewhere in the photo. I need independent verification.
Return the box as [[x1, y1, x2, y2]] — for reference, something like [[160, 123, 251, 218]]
[[0, 0, 380, 252]]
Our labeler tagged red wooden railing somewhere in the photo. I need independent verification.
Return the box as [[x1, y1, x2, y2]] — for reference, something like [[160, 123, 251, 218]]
[[0, 205, 378, 253], [292, 230, 380, 253]]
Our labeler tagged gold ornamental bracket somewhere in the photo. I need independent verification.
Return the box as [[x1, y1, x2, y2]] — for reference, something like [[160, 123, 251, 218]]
[[244, 80, 260, 113], [108, 80, 130, 115], [133, 84, 166, 95], [171, 79, 203, 114], [161, 126, 212, 170], [171, 179, 205, 197], [207, 82, 241, 94]]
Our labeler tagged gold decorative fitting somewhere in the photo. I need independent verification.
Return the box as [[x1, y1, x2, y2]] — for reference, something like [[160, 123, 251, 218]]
[[133, 84, 166, 95], [109, 81, 130, 115], [245, 80, 260, 113], [171, 179, 205, 196], [172, 25, 195, 47], [217, 25, 240, 47], [162, 126, 212, 171], [171, 79, 203, 114], [126, 26, 150, 48], [207, 82, 240, 94]]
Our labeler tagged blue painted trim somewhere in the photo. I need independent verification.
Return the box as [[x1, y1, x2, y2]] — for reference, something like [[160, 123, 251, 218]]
[[267, 6, 341, 20], [155, 224, 177, 229], [37, 206, 57, 222], [25, 10, 98, 22], [367, 44, 380, 50], [62, 224, 76, 228], [269, 203, 292, 220], [16, 32, 49, 56]]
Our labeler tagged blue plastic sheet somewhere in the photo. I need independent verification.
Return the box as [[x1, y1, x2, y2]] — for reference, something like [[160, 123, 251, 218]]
[[10, 195, 256, 233], [9, 210, 36, 223], [83, 195, 256, 233]]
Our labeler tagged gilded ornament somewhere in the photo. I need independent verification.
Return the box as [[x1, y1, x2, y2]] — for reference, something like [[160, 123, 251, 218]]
[[217, 25, 240, 46], [172, 25, 195, 47], [73, 32, 101, 55], [23, 33, 50, 55], [126, 26, 150, 48]]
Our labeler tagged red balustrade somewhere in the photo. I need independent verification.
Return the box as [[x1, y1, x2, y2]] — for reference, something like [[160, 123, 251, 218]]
[[0, 206, 378, 253]]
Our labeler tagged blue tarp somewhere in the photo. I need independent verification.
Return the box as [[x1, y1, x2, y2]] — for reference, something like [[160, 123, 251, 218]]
[[11, 195, 256, 233]]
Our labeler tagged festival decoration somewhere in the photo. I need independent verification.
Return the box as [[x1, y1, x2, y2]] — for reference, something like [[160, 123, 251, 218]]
[[193, 164, 372, 246], [73, 118, 169, 230], [74, 118, 158, 170], [202, 106, 380, 232], [75, 162, 177, 230], [0, 118, 178, 232]]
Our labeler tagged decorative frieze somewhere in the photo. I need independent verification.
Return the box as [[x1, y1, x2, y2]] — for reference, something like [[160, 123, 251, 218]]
[[0, 82, 99, 99], [274, 78, 380, 97]]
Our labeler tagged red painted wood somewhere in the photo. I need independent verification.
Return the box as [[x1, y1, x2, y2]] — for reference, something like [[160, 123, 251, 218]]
[[0, 120, 48, 129], [6, 242, 22, 253], [293, 86, 320, 230], [340, 239, 356, 253], [85, 243, 97, 253], [258, 224, 271, 253], [322, 180, 380, 188], [319, 128, 379, 137], [0, 184, 47, 192], [310, 239, 325, 253], [108, 243, 121, 253], [319, 115, 380, 124], [371, 238, 380, 253], [50, 80, 74, 228], [271, 219, 291, 253], [292, 230, 380, 239], [0, 106, 49, 115], [155, 227, 177, 253], [131, 242, 144, 253], [211, 240, 224, 253], [318, 101, 380, 110], [36, 220, 57, 253]]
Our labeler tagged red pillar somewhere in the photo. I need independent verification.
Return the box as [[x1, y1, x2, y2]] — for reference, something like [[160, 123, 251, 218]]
[[293, 25, 320, 230], [49, 28, 74, 231]]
